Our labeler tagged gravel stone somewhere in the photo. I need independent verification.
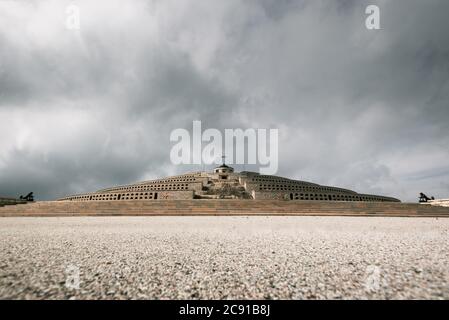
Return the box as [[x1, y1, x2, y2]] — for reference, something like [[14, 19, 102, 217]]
[[0, 216, 448, 299]]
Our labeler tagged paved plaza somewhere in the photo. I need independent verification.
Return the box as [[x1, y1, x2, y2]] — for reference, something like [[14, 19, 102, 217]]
[[1, 216, 448, 299]]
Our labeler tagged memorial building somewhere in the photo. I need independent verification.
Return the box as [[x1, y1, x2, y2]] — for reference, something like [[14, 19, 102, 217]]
[[58, 164, 400, 203]]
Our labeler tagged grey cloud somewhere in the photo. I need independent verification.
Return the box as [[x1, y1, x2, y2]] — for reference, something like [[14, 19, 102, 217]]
[[0, 0, 448, 202]]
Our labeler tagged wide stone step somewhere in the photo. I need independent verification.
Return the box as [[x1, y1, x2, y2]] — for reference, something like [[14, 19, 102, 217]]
[[0, 200, 449, 217]]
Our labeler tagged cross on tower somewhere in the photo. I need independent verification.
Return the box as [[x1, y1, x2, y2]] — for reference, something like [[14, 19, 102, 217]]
[[221, 154, 226, 165]]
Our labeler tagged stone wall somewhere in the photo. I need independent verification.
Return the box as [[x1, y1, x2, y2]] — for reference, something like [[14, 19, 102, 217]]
[[289, 192, 399, 202], [98, 180, 206, 193], [158, 191, 194, 200], [252, 191, 287, 200], [252, 191, 399, 202], [96, 174, 208, 193], [59, 190, 194, 201], [244, 180, 399, 202]]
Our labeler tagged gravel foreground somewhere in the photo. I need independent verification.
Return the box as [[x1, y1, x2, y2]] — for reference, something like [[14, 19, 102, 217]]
[[0, 216, 448, 300]]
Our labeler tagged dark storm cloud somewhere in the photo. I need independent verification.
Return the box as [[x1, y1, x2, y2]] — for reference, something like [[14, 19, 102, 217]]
[[0, 0, 448, 201]]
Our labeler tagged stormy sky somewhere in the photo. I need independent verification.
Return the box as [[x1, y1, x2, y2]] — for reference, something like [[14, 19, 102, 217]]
[[0, 0, 448, 202]]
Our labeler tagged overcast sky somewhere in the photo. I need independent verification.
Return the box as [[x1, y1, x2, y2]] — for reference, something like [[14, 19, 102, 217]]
[[1, 0, 448, 202]]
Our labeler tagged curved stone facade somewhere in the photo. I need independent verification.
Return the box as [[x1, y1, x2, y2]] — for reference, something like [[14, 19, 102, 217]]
[[58, 166, 400, 202]]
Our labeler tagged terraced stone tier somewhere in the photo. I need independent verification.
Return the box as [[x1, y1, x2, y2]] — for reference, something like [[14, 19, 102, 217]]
[[0, 200, 448, 217]]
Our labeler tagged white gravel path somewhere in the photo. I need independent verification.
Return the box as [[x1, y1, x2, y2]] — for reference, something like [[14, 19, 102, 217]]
[[0, 216, 448, 299]]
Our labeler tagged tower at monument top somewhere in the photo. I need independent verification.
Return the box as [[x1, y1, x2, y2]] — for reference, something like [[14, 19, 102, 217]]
[[214, 155, 234, 174]]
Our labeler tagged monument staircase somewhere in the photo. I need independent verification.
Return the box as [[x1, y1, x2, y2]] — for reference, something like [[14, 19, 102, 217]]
[[1, 200, 449, 217]]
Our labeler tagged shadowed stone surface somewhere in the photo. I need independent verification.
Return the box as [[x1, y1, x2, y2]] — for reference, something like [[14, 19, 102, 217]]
[[1, 216, 448, 299]]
